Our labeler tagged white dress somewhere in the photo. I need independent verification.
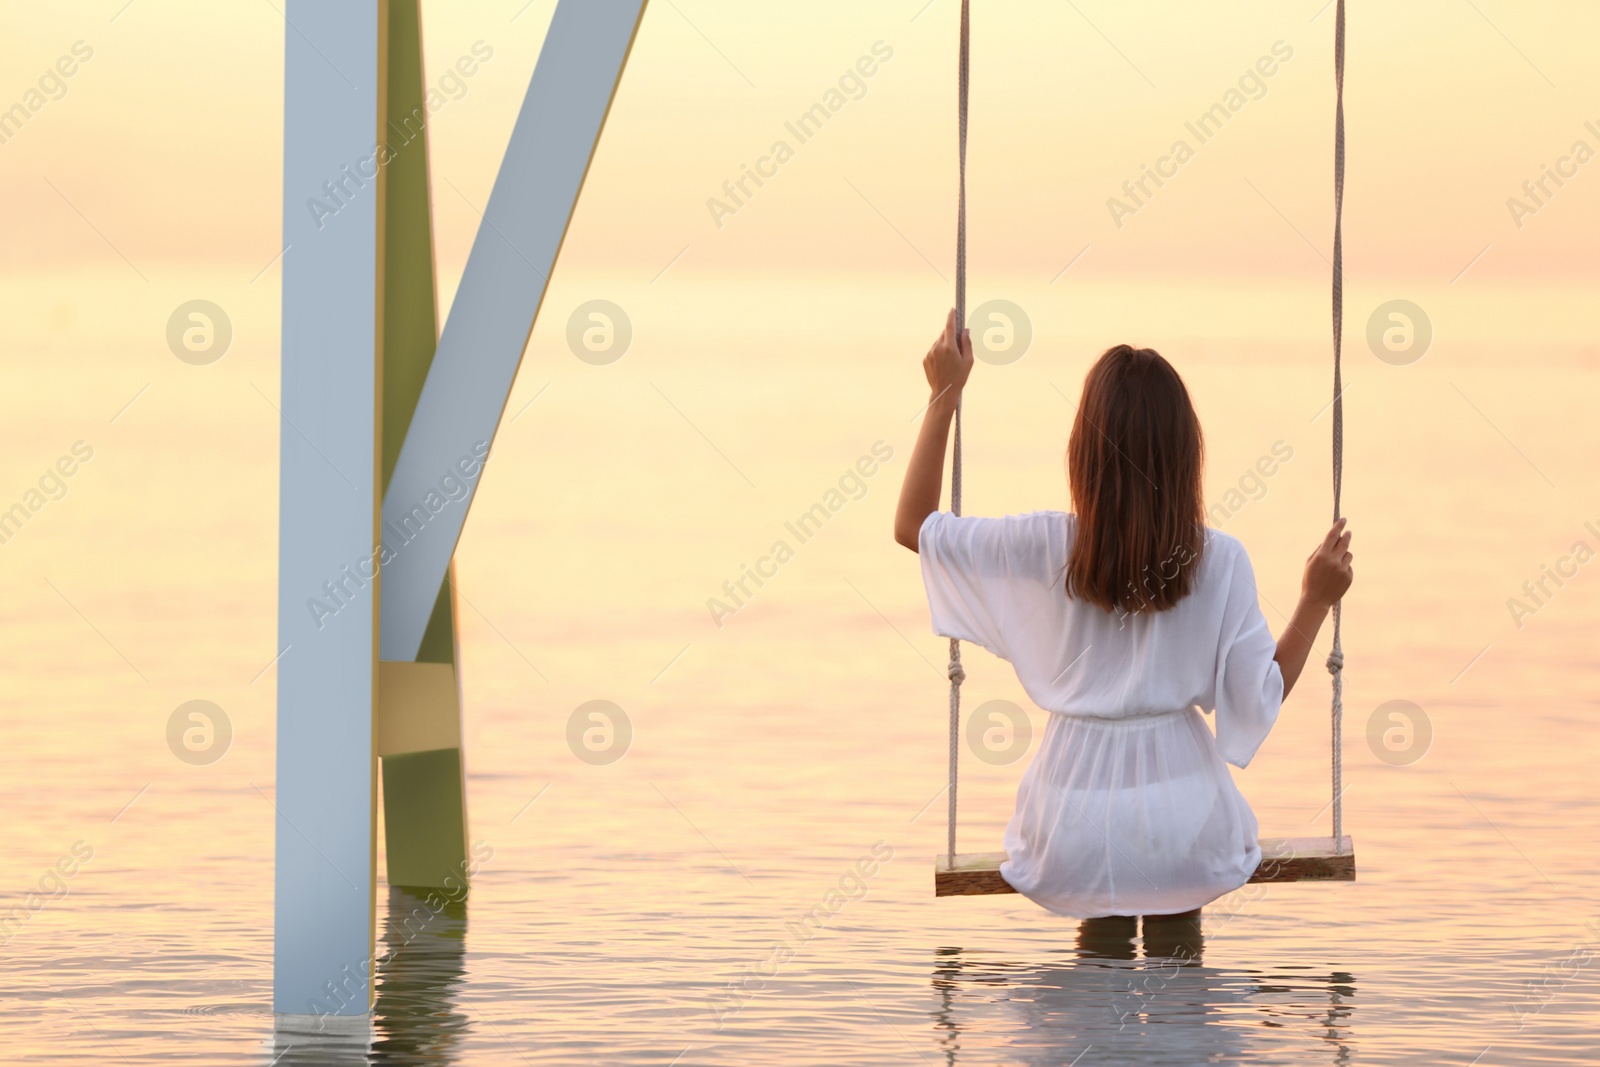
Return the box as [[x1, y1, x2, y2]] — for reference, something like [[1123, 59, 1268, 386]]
[[919, 510, 1283, 918]]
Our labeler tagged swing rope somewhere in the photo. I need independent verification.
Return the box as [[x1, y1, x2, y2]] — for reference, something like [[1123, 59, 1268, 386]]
[[946, 0, 970, 865], [1327, 0, 1347, 849], [942, 1, 1349, 863]]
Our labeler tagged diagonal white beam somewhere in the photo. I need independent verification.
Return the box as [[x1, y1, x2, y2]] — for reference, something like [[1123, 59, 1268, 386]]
[[379, 0, 648, 661]]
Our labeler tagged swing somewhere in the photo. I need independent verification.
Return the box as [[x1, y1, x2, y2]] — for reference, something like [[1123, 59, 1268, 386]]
[[934, 0, 1356, 898]]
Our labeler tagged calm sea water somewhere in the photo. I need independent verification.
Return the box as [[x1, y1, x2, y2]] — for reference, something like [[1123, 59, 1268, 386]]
[[2, 271, 1597, 1064]]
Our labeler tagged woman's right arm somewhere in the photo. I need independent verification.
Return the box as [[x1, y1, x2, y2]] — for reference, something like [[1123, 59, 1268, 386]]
[[894, 309, 974, 552], [1273, 518, 1355, 697]]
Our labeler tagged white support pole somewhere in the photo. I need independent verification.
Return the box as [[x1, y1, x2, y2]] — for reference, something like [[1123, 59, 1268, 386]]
[[275, 0, 386, 1025], [379, 0, 647, 661]]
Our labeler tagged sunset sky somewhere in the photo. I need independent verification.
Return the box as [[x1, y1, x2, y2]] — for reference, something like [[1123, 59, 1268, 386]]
[[2, 0, 1597, 290]]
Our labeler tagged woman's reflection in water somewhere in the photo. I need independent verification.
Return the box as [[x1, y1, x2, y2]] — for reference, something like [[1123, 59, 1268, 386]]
[[932, 910, 1353, 1066]]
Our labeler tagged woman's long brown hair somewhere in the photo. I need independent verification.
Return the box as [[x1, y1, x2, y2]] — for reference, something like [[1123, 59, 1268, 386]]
[[1065, 344, 1205, 615]]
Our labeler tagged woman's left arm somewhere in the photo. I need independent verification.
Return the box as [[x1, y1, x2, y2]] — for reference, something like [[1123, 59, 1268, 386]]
[[1273, 519, 1354, 697], [894, 309, 974, 552]]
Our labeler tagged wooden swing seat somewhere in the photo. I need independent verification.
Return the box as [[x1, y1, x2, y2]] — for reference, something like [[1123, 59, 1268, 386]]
[[935, 836, 1354, 897]]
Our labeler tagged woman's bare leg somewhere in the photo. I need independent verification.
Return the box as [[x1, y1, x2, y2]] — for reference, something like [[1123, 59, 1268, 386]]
[[1076, 915, 1138, 959], [1144, 908, 1201, 921], [1141, 909, 1203, 960]]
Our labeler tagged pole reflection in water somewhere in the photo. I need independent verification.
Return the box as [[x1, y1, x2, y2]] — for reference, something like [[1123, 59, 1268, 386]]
[[267, 887, 469, 1066], [372, 887, 469, 1065], [931, 914, 1355, 1065]]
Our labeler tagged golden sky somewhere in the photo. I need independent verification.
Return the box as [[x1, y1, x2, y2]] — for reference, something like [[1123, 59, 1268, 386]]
[[1, 0, 1597, 291]]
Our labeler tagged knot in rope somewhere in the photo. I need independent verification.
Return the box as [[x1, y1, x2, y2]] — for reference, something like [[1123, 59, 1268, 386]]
[[1326, 648, 1344, 674], [946, 658, 966, 686]]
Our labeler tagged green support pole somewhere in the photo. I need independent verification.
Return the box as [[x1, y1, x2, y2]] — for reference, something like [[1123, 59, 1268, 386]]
[[379, 0, 470, 894]]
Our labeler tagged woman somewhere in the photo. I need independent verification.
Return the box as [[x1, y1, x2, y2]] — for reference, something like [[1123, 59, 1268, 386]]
[[895, 310, 1353, 919]]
